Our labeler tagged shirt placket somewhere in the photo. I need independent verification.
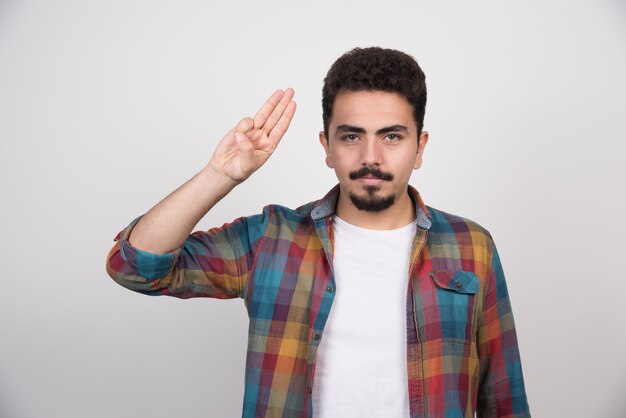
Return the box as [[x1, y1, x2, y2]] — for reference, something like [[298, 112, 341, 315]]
[[305, 216, 336, 417], [407, 228, 428, 418]]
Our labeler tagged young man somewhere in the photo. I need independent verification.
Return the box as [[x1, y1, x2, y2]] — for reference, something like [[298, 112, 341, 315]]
[[106, 47, 530, 417]]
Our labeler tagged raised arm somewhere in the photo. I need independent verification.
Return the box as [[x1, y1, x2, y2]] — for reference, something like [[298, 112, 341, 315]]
[[106, 89, 296, 298], [128, 88, 296, 255]]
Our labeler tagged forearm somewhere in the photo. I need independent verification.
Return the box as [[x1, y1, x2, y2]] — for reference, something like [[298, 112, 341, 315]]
[[123, 88, 295, 255], [128, 163, 238, 254]]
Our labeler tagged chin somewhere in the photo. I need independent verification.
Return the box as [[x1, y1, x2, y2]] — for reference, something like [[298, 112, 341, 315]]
[[348, 191, 396, 212]]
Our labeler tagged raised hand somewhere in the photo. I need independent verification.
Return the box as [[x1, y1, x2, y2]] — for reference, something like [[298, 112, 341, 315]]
[[209, 88, 297, 182]]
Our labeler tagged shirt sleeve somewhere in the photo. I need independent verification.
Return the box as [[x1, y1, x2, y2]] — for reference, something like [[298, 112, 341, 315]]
[[476, 239, 531, 417], [105, 208, 271, 299]]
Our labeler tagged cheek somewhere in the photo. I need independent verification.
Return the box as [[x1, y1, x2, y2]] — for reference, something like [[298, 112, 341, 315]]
[[394, 156, 419, 177], [329, 151, 353, 174], [334, 164, 351, 179]]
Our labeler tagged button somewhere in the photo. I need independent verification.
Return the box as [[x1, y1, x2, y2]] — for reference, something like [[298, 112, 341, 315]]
[[312, 333, 321, 341], [326, 285, 334, 293], [307, 386, 312, 394], [454, 280, 463, 289]]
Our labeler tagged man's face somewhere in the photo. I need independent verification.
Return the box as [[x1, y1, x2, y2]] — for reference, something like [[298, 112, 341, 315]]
[[319, 90, 428, 213]]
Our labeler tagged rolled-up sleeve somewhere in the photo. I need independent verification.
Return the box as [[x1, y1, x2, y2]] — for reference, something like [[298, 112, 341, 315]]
[[476, 240, 531, 417], [105, 208, 271, 299]]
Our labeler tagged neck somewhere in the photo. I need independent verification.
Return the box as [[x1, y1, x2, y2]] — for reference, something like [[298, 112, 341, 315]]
[[335, 188, 415, 230]]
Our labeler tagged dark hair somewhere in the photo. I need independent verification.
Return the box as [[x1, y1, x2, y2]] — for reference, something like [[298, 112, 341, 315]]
[[322, 47, 427, 139]]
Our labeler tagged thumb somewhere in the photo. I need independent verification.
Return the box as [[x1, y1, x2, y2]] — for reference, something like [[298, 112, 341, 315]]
[[234, 132, 257, 177], [234, 117, 254, 134], [235, 132, 255, 154]]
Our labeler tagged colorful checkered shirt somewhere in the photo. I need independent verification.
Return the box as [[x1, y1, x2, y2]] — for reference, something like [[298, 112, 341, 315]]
[[106, 184, 530, 417]]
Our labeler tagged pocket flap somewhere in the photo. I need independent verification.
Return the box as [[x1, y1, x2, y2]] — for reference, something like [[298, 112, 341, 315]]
[[430, 270, 479, 294]]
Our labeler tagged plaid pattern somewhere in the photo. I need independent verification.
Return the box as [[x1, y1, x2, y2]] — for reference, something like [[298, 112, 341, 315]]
[[106, 184, 530, 417]]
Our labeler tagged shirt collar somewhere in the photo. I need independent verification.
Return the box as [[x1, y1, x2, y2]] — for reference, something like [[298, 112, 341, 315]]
[[310, 184, 432, 230]]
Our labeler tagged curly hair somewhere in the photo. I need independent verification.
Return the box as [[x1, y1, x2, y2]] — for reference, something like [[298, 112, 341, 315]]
[[322, 47, 427, 139]]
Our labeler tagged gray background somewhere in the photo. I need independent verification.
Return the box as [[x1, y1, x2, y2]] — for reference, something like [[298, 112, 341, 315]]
[[1, 0, 625, 417]]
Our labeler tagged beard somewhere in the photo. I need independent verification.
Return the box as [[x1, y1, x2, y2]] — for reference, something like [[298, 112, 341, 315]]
[[349, 187, 396, 212], [347, 166, 396, 212]]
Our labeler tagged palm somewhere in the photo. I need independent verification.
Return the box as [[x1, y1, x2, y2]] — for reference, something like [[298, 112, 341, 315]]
[[210, 89, 297, 182]]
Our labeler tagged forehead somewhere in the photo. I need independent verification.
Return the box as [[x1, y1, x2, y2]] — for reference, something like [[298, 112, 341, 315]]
[[330, 90, 415, 130]]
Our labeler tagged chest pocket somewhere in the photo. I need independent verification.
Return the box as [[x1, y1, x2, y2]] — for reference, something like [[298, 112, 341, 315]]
[[430, 270, 480, 343]]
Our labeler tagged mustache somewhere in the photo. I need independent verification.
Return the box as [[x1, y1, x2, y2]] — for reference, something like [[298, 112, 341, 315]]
[[349, 166, 394, 181]]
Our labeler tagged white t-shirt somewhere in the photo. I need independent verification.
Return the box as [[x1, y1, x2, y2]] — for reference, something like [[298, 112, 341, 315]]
[[312, 215, 416, 417]]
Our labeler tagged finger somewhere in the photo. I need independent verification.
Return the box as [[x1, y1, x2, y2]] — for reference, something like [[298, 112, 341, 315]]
[[262, 88, 295, 134], [268, 100, 297, 145], [253, 89, 284, 129], [223, 117, 254, 144], [234, 132, 255, 159], [235, 132, 253, 147], [233, 117, 254, 135], [224, 118, 254, 149]]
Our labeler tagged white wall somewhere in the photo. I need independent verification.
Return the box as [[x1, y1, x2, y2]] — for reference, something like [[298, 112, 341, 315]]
[[1, 0, 625, 417]]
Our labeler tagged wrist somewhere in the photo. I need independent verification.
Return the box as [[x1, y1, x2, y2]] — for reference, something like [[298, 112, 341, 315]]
[[201, 162, 241, 191]]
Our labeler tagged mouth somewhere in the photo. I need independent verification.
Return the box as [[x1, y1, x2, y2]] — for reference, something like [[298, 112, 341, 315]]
[[357, 175, 385, 186]]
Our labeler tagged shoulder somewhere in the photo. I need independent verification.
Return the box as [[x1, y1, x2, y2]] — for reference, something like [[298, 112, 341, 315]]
[[257, 199, 319, 228], [426, 205, 495, 252], [426, 206, 490, 235]]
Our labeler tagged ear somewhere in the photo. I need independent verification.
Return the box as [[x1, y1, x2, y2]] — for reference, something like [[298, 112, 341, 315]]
[[414, 131, 429, 169], [319, 131, 334, 169]]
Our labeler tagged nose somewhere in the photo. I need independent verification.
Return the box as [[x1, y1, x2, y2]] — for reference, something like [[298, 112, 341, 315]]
[[360, 138, 382, 166]]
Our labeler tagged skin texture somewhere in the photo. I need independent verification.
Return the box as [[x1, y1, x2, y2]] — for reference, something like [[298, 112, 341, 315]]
[[319, 90, 429, 230]]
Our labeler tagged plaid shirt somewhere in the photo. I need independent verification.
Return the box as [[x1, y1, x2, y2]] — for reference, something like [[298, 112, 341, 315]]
[[106, 184, 530, 418]]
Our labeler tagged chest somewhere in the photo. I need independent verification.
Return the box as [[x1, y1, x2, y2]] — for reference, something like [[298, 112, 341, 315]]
[[245, 227, 483, 348]]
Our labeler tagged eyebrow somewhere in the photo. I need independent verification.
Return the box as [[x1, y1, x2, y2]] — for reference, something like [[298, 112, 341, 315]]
[[334, 124, 409, 136]]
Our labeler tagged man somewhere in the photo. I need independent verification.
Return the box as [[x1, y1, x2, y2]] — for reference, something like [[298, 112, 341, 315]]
[[106, 47, 530, 417]]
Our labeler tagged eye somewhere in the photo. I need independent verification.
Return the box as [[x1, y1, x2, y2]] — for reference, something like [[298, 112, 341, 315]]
[[342, 134, 359, 142], [384, 133, 401, 142]]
